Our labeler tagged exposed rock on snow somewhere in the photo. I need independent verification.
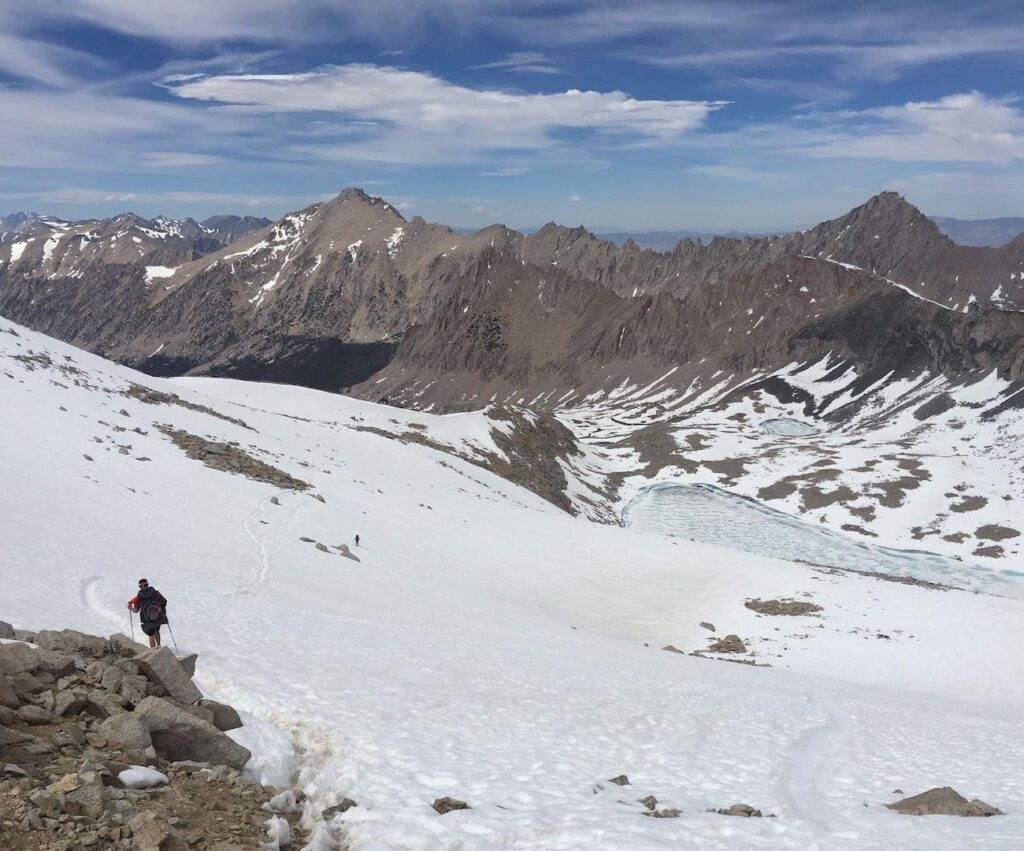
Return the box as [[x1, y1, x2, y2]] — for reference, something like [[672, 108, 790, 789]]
[[744, 598, 823, 616], [432, 796, 471, 814], [158, 426, 309, 490], [707, 634, 747, 653], [715, 802, 764, 817], [886, 786, 1004, 816]]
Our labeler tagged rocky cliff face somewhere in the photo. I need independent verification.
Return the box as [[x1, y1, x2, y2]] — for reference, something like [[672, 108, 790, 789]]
[[2, 189, 1024, 408]]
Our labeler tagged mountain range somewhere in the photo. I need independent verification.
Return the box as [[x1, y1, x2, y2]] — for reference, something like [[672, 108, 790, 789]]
[[2, 188, 1024, 565]]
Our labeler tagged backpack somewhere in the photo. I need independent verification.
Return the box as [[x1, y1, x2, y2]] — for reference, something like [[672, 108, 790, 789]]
[[138, 587, 165, 623]]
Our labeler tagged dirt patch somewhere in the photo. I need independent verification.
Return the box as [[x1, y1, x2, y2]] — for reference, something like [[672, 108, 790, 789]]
[[703, 458, 749, 483], [757, 481, 797, 501], [975, 524, 1020, 541], [158, 426, 309, 490], [913, 393, 956, 421], [848, 505, 877, 522], [800, 484, 858, 510], [744, 598, 823, 616], [950, 495, 988, 513], [841, 523, 877, 538], [973, 545, 1005, 558]]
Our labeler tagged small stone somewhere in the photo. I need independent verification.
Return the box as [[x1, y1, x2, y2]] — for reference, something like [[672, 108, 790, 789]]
[[608, 775, 630, 786], [432, 796, 470, 814], [661, 645, 685, 654], [645, 808, 681, 818], [322, 797, 358, 819], [85, 733, 108, 748], [639, 795, 658, 811], [315, 542, 330, 552]]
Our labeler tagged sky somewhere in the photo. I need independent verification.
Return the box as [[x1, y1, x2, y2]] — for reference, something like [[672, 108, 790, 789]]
[[1, 0, 1024, 231]]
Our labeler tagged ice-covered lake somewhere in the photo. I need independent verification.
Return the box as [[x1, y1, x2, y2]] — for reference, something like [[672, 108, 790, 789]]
[[623, 483, 1023, 597], [760, 417, 819, 436]]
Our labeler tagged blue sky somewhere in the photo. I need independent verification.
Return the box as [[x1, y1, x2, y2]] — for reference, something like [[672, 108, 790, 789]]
[[1, 0, 1023, 230]]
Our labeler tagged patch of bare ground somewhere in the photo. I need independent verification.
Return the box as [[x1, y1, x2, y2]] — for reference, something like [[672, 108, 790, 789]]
[[974, 524, 1019, 541], [973, 545, 1005, 558], [946, 491, 987, 512], [703, 457, 749, 484], [848, 505, 876, 522], [808, 564, 953, 591], [842, 523, 877, 538], [158, 426, 310, 490], [757, 481, 797, 501], [745, 598, 823, 616], [799, 484, 858, 511]]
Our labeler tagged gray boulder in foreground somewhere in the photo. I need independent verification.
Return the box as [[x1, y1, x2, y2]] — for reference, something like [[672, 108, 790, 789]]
[[886, 787, 1004, 816], [200, 699, 243, 732], [137, 647, 202, 705], [135, 696, 251, 770]]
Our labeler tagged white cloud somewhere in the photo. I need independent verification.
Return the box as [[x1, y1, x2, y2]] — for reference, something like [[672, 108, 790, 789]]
[[809, 92, 1024, 164], [473, 51, 563, 75], [568, 194, 581, 202], [165, 64, 724, 164], [139, 151, 225, 167]]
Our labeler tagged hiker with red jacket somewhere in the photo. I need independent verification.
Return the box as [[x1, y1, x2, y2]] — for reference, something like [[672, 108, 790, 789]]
[[128, 578, 168, 648]]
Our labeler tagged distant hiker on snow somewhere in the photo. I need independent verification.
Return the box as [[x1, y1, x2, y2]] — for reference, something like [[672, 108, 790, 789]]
[[128, 578, 168, 648], [355, 534, 360, 547]]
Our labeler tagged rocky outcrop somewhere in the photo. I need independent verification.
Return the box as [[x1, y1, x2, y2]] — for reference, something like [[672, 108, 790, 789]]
[[886, 786, 1003, 816], [0, 622, 313, 850]]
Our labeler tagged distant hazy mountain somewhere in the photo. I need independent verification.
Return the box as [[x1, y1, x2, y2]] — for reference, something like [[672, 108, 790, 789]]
[[931, 216, 1024, 247]]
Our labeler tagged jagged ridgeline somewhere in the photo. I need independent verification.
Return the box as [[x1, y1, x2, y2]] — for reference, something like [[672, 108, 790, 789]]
[[2, 189, 1024, 409]]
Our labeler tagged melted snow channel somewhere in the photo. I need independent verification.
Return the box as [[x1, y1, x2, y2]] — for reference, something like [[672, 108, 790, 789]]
[[623, 483, 1022, 597]]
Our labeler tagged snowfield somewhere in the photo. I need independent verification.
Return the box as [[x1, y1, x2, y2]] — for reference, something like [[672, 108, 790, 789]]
[[2, 316, 1023, 849]]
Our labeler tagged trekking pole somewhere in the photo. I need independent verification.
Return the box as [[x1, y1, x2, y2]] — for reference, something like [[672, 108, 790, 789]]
[[128, 607, 135, 642], [166, 620, 180, 655]]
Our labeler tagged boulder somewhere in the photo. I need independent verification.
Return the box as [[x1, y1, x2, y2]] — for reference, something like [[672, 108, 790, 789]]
[[716, 803, 763, 817], [322, 798, 358, 819], [119, 674, 149, 706], [886, 787, 1003, 816], [55, 688, 88, 716], [432, 796, 470, 814], [200, 699, 243, 732], [178, 653, 198, 678], [9, 671, 46, 698], [36, 629, 109, 658], [0, 642, 76, 677], [100, 667, 124, 693], [134, 696, 251, 770], [136, 648, 203, 705], [708, 635, 747, 654], [129, 811, 190, 851], [0, 674, 18, 709], [645, 808, 682, 818], [176, 700, 215, 725], [17, 704, 51, 725], [608, 775, 630, 786], [108, 632, 146, 657], [0, 620, 14, 639], [13, 629, 37, 643], [98, 714, 153, 751]]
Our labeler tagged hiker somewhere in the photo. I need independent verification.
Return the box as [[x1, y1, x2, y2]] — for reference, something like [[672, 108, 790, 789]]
[[355, 534, 360, 547], [128, 578, 168, 648]]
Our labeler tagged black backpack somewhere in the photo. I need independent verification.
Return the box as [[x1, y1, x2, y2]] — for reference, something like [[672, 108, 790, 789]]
[[138, 587, 165, 623]]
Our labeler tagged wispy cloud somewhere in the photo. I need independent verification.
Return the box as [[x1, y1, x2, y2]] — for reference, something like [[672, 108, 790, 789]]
[[165, 64, 725, 164], [139, 151, 225, 167], [473, 51, 563, 75]]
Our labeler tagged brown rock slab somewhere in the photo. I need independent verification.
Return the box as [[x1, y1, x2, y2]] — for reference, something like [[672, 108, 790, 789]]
[[200, 699, 243, 732], [36, 628, 109, 658], [130, 811, 190, 851]]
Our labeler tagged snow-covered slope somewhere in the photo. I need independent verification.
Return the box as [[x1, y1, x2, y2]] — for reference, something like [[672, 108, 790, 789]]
[[2, 317, 1023, 849]]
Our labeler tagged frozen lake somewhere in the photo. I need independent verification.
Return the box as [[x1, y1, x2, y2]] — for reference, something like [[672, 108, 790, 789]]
[[760, 417, 819, 436], [623, 483, 1023, 597]]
